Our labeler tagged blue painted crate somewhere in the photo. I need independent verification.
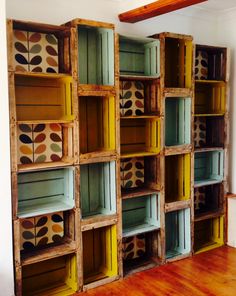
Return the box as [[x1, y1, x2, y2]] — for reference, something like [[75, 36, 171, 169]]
[[165, 208, 191, 259]]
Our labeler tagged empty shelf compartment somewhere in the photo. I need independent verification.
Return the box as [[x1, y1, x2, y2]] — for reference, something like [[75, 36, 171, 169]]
[[195, 81, 226, 115], [119, 35, 160, 77], [165, 154, 191, 203], [164, 37, 192, 88], [195, 45, 227, 81], [194, 115, 224, 148], [17, 167, 74, 218], [122, 194, 160, 237], [120, 79, 159, 117], [120, 117, 160, 157], [15, 74, 73, 121], [83, 224, 118, 285], [22, 253, 77, 296], [79, 95, 116, 155], [194, 150, 224, 187], [122, 230, 160, 275], [80, 161, 116, 218], [165, 97, 191, 146], [121, 156, 161, 197], [17, 122, 74, 168], [165, 208, 191, 259], [194, 216, 224, 254], [78, 24, 114, 85], [194, 183, 224, 218]]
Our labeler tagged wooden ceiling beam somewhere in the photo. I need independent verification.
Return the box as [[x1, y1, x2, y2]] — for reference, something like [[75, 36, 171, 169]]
[[119, 0, 208, 23]]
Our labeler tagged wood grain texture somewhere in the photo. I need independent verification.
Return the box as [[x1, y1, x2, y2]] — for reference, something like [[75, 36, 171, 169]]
[[77, 246, 236, 296], [119, 0, 207, 23]]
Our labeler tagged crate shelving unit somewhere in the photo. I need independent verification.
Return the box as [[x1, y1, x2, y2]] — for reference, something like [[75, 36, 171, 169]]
[[7, 16, 229, 295], [193, 44, 228, 254]]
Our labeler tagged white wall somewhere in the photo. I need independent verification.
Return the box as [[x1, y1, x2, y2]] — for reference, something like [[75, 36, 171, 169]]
[[216, 9, 236, 193], [6, 0, 217, 44], [0, 0, 14, 295]]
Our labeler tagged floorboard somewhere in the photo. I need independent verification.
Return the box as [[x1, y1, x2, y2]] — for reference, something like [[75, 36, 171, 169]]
[[78, 246, 236, 296]]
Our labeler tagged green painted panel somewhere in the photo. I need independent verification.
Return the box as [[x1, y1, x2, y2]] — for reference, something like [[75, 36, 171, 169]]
[[17, 168, 74, 217], [165, 97, 191, 146], [78, 26, 114, 85], [122, 194, 160, 236], [119, 36, 160, 77], [194, 150, 224, 185], [80, 161, 116, 218], [165, 208, 191, 259]]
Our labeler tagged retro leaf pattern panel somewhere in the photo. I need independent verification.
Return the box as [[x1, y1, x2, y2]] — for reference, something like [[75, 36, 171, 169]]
[[120, 81, 144, 116], [120, 157, 144, 189], [20, 212, 64, 251], [195, 50, 208, 80], [13, 30, 58, 73], [194, 117, 206, 148], [17, 123, 62, 165], [122, 234, 146, 260]]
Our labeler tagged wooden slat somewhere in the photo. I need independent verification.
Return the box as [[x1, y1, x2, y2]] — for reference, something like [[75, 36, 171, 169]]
[[119, 0, 207, 23]]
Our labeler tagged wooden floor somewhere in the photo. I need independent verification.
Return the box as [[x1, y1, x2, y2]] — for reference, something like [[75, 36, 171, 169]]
[[79, 246, 236, 296]]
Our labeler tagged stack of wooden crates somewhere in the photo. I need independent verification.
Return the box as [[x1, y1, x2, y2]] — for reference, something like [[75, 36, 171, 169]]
[[7, 18, 228, 295]]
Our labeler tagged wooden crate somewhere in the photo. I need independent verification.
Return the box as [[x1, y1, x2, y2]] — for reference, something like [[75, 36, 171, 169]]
[[80, 161, 116, 218], [194, 116, 224, 148], [8, 19, 72, 74], [152, 33, 193, 89], [14, 74, 73, 121], [79, 95, 116, 155], [120, 156, 161, 197], [120, 117, 160, 158], [120, 78, 159, 117], [17, 168, 74, 218], [165, 208, 191, 259], [195, 81, 226, 116], [82, 224, 117, 285], [165, 97, 191, 146], [17, 122, 73, 170], [122, 230, 159, 275], [194, 215, 224, 254], [122, 193, 160, 237], [194, 150, 224, 187], [77, 24, 114, 85], [195, 45, 227, 81], [194, 183, 224, 218], [22, 253, 77, 295], [165, 154, 191, 203], [119, 35, 160, 77]]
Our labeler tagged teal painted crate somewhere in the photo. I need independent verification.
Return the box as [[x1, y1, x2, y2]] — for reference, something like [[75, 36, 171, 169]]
[[78, 25, 114, 85], [165, 97, 191, 146], [80, 161, 116, 218], [18, 168, 74, 218], [119, 35, 160, 77], [194, 150, 224, 187], [122, 194, 160, 237], [165, 208, 191, 259]]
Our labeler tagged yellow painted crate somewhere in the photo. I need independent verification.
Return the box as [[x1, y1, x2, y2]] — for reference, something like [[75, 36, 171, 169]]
[[15, 74, 74, 121], [79, 95, 116, 155], [195, 81, 226, 116], [83, 224, 118, 285], [120, 117, 161, 158], [165, 153, 191, 203], [22, 253, 77, 296], [165, 38, 193, 88], [194, 215, 224, 254]]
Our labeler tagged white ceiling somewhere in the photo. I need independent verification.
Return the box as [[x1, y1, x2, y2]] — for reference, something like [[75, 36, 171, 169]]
[[113, 0, 236, 13], [197, 0, 236, 11]]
